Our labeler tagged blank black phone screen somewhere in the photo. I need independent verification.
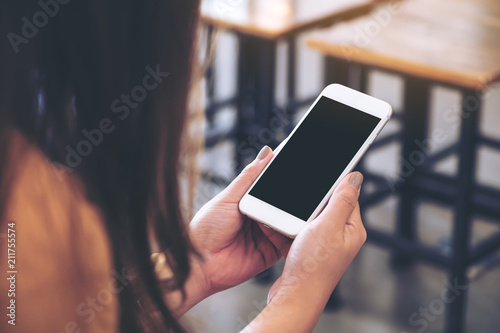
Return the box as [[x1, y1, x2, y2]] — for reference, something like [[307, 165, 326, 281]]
[[249, 96, 380, 221]]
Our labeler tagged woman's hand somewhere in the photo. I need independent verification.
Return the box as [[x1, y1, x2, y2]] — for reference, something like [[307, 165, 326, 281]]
[[189, 146, 292, 294], [242, 172, 366, 333], [166, 145, 366, 330]]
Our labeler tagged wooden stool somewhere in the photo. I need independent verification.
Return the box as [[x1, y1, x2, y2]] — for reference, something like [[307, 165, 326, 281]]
[[308, 0, 500, 332]]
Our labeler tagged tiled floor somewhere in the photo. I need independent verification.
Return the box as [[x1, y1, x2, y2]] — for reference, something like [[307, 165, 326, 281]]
[[186, 30, 500, 332]]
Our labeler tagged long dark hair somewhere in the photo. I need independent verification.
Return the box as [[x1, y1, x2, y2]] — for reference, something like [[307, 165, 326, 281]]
[[0, 0, 200, 331]]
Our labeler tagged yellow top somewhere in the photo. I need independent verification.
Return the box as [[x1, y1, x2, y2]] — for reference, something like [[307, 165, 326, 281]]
[[308, 0, 500, 89], [201, 0, 383, 39]]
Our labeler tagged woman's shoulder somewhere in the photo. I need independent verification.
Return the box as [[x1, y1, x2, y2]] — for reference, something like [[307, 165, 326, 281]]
[[0, 130, 119, 333], [4, 131, 111, 258]]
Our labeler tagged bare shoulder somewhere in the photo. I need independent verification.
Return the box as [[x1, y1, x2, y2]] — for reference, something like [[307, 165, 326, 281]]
[[0, 131, 119, 333]]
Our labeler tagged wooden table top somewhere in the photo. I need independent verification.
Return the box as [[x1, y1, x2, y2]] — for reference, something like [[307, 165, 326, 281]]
[[307, 0, 500, 89], [201, 0, 385, 39]]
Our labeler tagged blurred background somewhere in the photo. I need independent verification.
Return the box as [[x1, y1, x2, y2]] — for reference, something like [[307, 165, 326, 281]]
[[180, 0, 500, 332]]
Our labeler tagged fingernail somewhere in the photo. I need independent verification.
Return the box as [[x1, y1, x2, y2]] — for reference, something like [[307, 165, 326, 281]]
[[257, 146, 271, 160], [349, 172, 364, 191]]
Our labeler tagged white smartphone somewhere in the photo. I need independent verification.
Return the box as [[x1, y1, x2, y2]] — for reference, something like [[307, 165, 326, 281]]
[[239, 84, 392, 238]]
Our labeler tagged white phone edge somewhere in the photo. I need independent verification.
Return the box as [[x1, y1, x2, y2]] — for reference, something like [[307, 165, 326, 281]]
[[239, 84, 393, 239]]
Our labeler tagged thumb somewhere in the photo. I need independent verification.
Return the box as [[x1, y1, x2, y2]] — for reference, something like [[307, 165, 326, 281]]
[[315, 172, 363, 232], [219, 146, 273, 202]]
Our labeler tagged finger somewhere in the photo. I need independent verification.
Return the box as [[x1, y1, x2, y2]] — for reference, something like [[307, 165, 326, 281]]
[[258, 223, 293, 258], [315, 172, 363, 232], [219, 146, 273, 202]]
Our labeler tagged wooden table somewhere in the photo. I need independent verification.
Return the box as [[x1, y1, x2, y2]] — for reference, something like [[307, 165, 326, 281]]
[[308, 0, 500, 332], [308, 0, 500, 89], [200, 0, 388, 168], [201, 0, 379, 39]]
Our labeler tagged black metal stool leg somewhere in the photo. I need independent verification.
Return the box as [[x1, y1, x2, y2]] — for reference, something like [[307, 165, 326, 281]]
[[325, 57, 350, 87], [235, 34, 255, 171], [393, 77, 431, 268], [445, 90, 481, 333], [204, 24, 218, 126], [284, 37, 297, 134], [235, 34, 277, 171]]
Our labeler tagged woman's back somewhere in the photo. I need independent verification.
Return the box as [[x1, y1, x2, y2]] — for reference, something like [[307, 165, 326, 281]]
[[0, 131, 118, 333]]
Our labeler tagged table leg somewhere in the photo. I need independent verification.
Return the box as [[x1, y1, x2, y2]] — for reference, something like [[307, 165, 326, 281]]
[[284, 37, 297, 134], [235, 34, 277, 170], [204, 24, 217, 124], [325, 57, 350, 86], [445, 90, 480, 333], [393, 77, 430, 268]]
